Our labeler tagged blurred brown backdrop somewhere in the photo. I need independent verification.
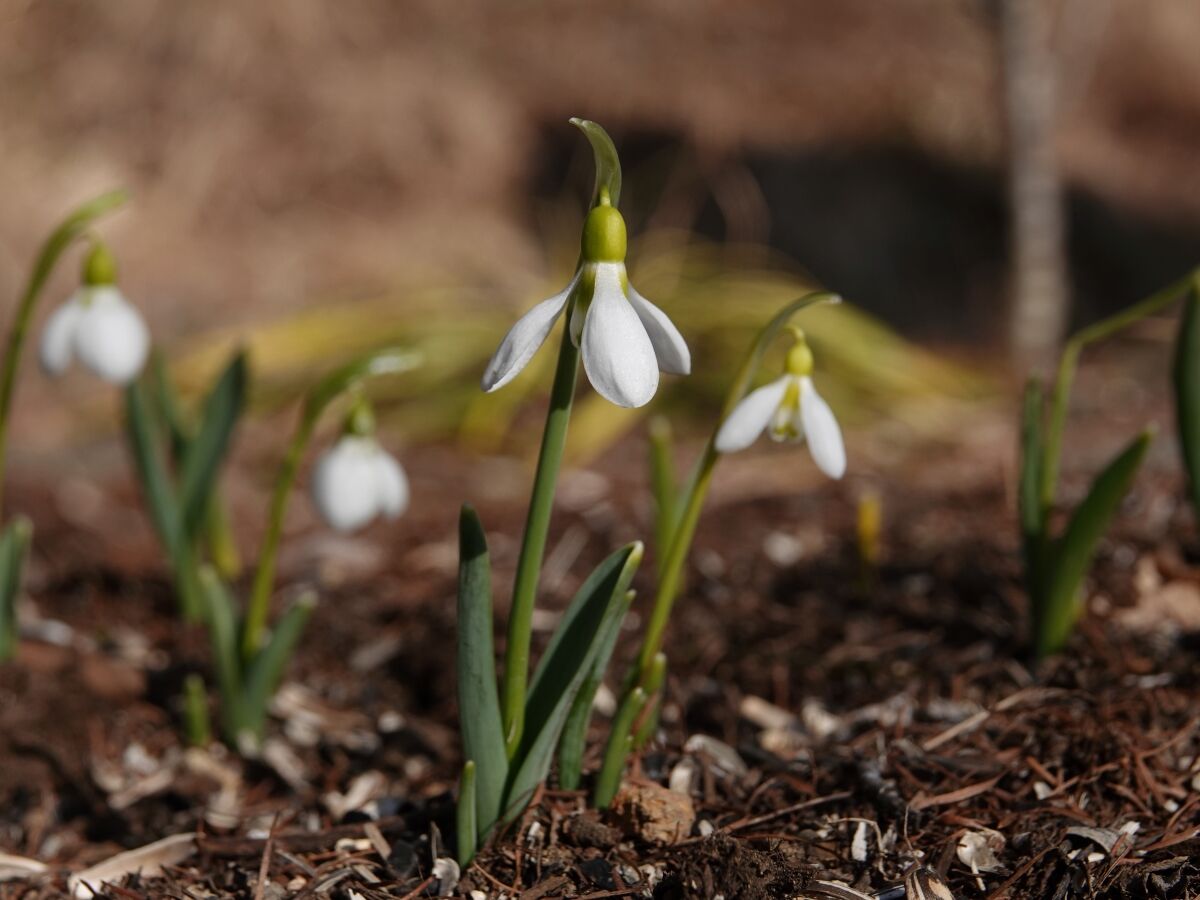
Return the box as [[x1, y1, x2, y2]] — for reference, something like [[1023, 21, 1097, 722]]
[[2, 1, 1200, 399]]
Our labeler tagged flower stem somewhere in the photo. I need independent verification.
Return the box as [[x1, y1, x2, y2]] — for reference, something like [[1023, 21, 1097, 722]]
[[501, 321, 580, 758], [0, 190, 127, 518], [242, 347, 419, 662], [1039, 269, 1199, 513], [633, 291, 840, 685], [243, 421, 311, 662]]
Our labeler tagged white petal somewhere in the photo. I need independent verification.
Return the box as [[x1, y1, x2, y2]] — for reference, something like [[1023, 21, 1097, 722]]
[[800, 377, 846, 479], [581, 263, 658, 408], [481, 273, 577, 392], [311, 437, 382, 532], [73, 288, 150, 385], [714, 375, 790, 453], [372, 449, 410, 519], [627, 285, 691, 375], [40, 298, 83, 376]]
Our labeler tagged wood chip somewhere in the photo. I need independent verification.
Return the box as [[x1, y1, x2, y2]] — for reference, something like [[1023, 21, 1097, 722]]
[[69, 833, 196, 898]]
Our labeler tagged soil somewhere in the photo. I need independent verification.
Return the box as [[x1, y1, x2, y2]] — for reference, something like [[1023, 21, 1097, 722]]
[[2, 350, 1200, 899]]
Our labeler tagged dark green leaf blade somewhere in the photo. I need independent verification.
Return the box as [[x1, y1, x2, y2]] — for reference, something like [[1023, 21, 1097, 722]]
[[180, 351, 247, 535], [1039, 430, 1152, 658], [506, 543, 641, 822], [0, 517, 32, 660], [1173, 288, 1200, 518], [556, 587, 635, 791], [197, 567, 245, 741], [1019, 377, 1046, 544], [455, 505, 507, 837], [242, 590, 316, 742], [456, 760, 478, 867], [125, 381, 183, 560]]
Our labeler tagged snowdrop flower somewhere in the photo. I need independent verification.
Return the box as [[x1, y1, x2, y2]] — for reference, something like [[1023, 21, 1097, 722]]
[[39, 243, 149, 385], [715, 329, 846, 479], [481, 190, 689, 408], [311, 400, 409, 532]]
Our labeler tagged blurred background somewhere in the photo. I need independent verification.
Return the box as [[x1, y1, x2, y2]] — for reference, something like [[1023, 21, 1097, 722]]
[[2, 0, 1199, 467]]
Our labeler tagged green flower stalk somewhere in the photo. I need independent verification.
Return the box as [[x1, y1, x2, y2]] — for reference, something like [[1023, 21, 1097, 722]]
[[0, 189, 128, 518], [243, 348, 420, 661], [0, 190, 127, 660], [1020, 271, 1199, 658], [587, 292, 841, 806], [480, 118, 689, 758], [455, 119, 681, 863]]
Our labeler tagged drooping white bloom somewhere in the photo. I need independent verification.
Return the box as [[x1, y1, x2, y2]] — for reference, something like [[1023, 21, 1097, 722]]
[[40, 286, 150, 385], [481, 197, 689, 408], [311, 435, 409, 533], [714, 334, 845, 479]]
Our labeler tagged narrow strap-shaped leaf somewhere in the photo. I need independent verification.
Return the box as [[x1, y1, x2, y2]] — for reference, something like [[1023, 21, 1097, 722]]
[[0, 517, 32, 660], [183, 673, 212, 748], [593, 687, 646, 809], [569, 118, 622, 209], [180, 351, 247, 535], [455, 505, 507, 837], [556, 587, 637, 791], [125, 381, 184, 560], [152, 352, 194, 462], [1038, 430, 1152, 658], [456, 760, 478, 867], [631, 650, 666, 750], [1019, 378, 1046, 543], [242, 590, 316, 742], [197, 568, 245, 741], [1173, 288, 1200, 519], [1019, 378, 1048, 620], [504, 544, 641, 822]]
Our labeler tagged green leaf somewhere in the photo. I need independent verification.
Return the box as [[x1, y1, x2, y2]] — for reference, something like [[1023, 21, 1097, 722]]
[[455, 505, 507, 837], [0, 517, 32, 661], [152, 352, 194, 461], [569, 118, 622, 209], [456, 760, 478, 867], [631, 650, 666, 750], [504, 543, 641, 822], [242, 590, 316, 741], [556, 588, 636, 792], [1019, 378, 1046, 543], [125, 381, 184, 560], [197, 568, 245, 741], [180, 351, 247, 535], [1174, 289, 1200, 519], [593, 687, 645, 809], [1038, 430, 1152, 658], [183, 673, 212, 748]]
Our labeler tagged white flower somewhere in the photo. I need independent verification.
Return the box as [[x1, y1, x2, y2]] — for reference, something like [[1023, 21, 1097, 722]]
[[715, 373, 846, 479], [40, 286, 150, 385], [481, 199, 689, 408], [311, 435, 409, 532]]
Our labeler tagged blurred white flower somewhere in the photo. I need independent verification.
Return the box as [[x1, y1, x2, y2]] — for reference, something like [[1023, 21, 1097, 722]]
[[311, 435, 409, 532], [481, 196, 689, 408], [714, 333, 845, 479], [40, 286, 149, 385]]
